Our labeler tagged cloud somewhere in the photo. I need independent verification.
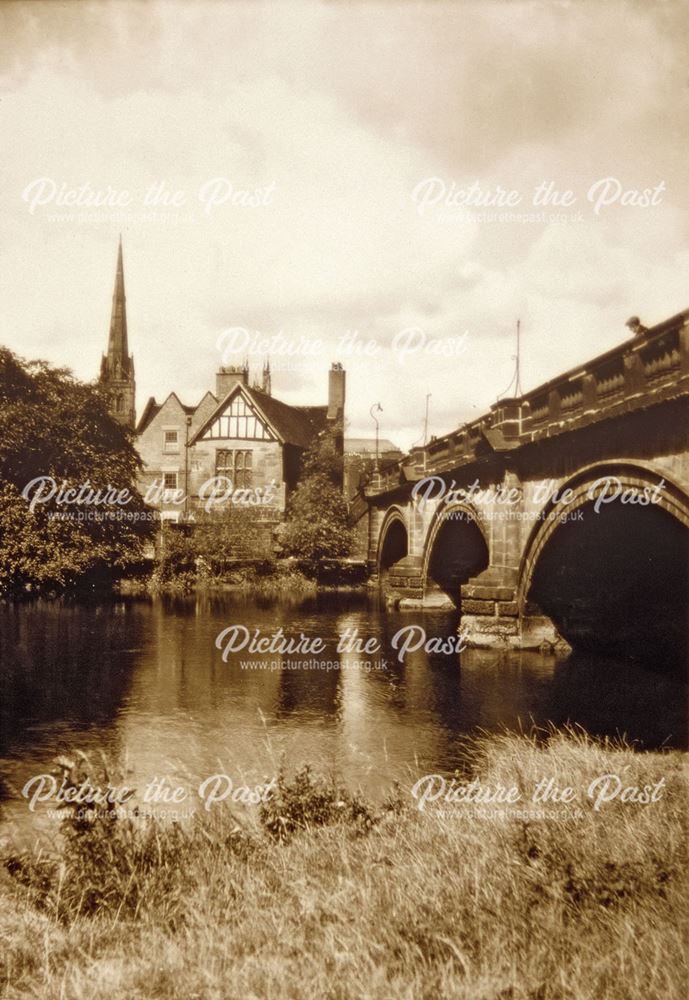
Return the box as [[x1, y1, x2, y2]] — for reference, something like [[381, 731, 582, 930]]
[[0, 0, 686, 450]]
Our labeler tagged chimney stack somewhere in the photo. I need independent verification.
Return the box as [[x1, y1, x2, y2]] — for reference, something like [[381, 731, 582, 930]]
[[216, 362, 249, 399], [327, 362, 346, 423]]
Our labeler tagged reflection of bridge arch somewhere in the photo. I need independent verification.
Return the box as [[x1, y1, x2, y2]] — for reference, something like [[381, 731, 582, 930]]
[[518, 462, 689, 663], [421, 502, 489, 603], [377, 507, 409, 575]]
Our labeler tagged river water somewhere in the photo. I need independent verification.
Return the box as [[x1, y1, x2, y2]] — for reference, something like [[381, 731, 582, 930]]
[[0, 593, 686, 844]]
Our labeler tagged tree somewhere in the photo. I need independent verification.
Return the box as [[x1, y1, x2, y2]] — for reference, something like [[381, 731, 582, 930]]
[[0, 348, 154, 595], [281, 432, 352, 573], [154, 507, 277, 586]]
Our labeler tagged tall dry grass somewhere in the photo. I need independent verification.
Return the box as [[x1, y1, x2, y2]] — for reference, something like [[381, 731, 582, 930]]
[[1, 729, 687, 1000]]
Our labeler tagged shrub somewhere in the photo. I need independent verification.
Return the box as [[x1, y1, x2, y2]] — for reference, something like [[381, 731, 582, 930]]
[[259, 765, 378, 841]]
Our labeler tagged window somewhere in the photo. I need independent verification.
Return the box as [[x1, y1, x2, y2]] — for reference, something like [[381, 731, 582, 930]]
[[163, 429, 179, 453], [163, 472, 178, 490], [215, 449, 253, 487]]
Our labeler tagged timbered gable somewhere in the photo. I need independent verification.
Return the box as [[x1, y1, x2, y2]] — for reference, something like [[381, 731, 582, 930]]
[[200, 390, 275, 441]]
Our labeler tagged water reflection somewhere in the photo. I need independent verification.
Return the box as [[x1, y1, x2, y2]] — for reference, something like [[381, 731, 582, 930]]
[[0, 593, 686, 843], [0, 599, 145, 754]]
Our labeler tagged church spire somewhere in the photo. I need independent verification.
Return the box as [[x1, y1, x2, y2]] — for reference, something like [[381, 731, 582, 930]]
[[107, 235, 129, 371], [100, 236, 136, 427]]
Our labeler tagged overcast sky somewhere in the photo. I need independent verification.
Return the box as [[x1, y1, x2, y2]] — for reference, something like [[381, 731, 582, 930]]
[[1, 0, 688, 449]]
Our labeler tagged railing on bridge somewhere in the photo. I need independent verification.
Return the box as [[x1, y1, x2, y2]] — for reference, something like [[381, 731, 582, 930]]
[[362, 307, 689, 495]]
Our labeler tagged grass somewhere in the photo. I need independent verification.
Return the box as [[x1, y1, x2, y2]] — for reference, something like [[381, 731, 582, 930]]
[[1, 730, 687, 1000]]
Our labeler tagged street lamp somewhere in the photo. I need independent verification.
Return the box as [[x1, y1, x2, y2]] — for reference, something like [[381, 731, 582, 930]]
[[423, 393, 431, 473], [370, 402, 383, 468]]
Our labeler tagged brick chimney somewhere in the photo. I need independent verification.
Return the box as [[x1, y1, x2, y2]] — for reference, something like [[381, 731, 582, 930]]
[[327, 362, 346, 423], [216, 363, 249, 399]]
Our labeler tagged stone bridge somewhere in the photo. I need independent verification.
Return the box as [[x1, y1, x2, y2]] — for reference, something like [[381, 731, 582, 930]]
[[352, 308, 689, 660]]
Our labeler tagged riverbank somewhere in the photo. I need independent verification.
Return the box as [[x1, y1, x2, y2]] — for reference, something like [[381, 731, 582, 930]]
[[122, 564, 319, 597], [1, 730, 687, 999], [115, 556, 370, 597]]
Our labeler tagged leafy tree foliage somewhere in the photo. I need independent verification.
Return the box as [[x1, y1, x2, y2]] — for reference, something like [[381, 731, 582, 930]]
[[155, 508, 277, 586], [0, 348, 154, 595], [281, 432, 352, 572]]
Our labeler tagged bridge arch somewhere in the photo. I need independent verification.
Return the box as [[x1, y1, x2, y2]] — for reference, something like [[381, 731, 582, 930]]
[[519, 461, 689, 605], [518, 461, 689, 664], [421, 502, 489, 603], [376, 506, 409, 576]]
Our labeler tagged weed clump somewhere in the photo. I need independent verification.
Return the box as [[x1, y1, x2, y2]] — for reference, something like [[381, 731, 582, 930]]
[[259, 765, 380, 841]]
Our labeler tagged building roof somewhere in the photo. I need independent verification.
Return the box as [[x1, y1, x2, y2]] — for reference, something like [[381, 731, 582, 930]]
[[345, 437, 401, 455], [135, 391, 217, 435], [189, 383, 328, 448], [136, 397, 160, 434]]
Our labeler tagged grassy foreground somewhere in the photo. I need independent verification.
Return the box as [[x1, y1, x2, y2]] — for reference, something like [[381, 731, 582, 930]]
[[1, 731, 688, 1000]]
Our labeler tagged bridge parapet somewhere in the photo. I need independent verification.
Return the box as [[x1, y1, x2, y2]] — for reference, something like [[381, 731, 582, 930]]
[[524, 309, 688, 440], [364, 309, 689, 494]]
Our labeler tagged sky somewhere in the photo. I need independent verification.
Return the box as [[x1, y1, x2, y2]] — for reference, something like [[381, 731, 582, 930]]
[[1, 0, 688, 449]]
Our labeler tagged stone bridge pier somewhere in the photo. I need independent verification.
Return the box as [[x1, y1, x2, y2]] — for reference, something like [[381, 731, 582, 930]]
[[368, 469, 575, 651]]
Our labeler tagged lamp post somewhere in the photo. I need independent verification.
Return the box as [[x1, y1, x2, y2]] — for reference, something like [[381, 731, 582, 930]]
[[370, 402, 383, 469], [423, 393, 431, 474]]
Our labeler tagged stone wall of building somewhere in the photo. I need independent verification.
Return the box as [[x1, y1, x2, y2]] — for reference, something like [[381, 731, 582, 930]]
[[137, 395, 287, 521]]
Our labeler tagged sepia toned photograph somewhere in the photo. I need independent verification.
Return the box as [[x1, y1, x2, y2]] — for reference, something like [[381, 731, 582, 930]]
[[0, 1, 687, 998]]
